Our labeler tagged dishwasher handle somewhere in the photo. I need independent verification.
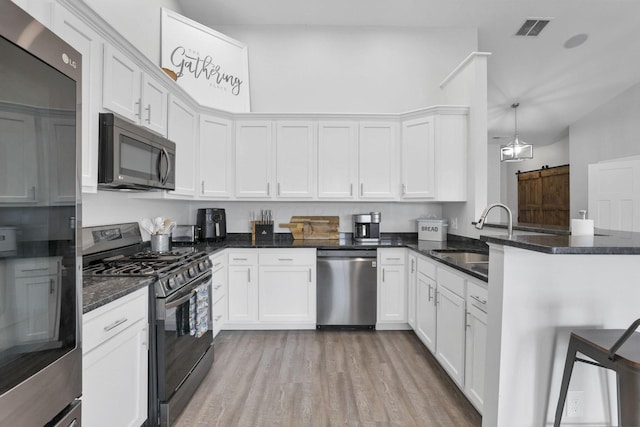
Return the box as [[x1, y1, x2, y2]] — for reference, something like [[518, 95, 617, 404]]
[[317, 249, 377, 258]]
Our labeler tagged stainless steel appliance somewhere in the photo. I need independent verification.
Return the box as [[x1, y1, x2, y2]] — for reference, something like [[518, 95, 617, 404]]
[[196, 208, 226, 241], [353, 212, 381, 243], [171, 225, 199, 244], [98, 112, 176, 191], [0, 1, 82, 425], [316, 249, 377, 328], [83, 223, 214, 427]]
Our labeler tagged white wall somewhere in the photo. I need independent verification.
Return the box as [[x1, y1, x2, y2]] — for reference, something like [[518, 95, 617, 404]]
[[440, 53, 489, 238], [82, 0, 183, 62], [570, 80, 640, 216], [82, 191, 442, 237], [500, 137, 570, 217], [208, 25, 476, 113]]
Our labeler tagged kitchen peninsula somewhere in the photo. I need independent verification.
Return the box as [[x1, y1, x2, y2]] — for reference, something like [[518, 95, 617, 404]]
[[480, 229, 640, 427]]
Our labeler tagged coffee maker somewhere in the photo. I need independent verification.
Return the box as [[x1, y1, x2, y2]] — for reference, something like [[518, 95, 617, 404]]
[[196, 208, 227, 241], [353, 212, 381, 243]]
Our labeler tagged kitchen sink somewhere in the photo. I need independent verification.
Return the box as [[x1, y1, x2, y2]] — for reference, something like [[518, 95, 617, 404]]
[[432, 250, 489, 264]]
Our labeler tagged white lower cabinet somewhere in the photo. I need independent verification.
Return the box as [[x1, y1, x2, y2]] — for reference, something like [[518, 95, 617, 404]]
[[416, 255, 437, 353], [82, 287, 148, 427], [435, 269, 466, 387], [412, 250, 488, 414], [210, 251, 227, 338], [407, 253, 417, 329], [226, 249, 316, 329], [377, 248, 408, 329], [465, 280, 488, 413], [258, 250, 316, 324], [226, 251, 258, 324]]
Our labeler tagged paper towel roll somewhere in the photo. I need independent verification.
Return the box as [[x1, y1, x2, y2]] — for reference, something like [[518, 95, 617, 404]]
[[571, 219, 594, 236]]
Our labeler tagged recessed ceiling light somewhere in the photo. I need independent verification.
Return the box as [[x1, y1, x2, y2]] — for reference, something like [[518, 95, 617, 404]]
[[564, 33, 588, 49]]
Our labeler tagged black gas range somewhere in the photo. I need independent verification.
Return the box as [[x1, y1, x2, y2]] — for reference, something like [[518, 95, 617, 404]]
[[82, 223, 214, 427]]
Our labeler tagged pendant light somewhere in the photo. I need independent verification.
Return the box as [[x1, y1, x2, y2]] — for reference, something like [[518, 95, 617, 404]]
[[500, 102, 533, 162]]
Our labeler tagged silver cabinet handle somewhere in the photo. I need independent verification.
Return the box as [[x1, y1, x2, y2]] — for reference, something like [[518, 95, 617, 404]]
[[278, 182, 281, 196], [402, 183, 406, 195], [267, 182, 270, 195], [427, 284, 433, 302], [201, 180, 205, 193], [387, 257, 401, 261], [20, 267, 49, 273], [104, 317, 128, 332], [135, 99, 141, 117], [145, 104, 151, 123], [49, 279, 55, 294], [232, 258, 248, 261], [360, 183, 364, 196], [411, 259, 415, 273], [435, 290, 440, 306], [214, 315, 223, 322], [382, 268, 385, 282], [31, 186, 36, 200], [350, 183, 353, 196], [278, 258, 293, 261], [214, 284, 223, 290], [470, 295, 487, 305], [309, 268, 312, 283], [213, 262, 223, 268], [466, 311, 471, 328], [248, 268, 251, 283]]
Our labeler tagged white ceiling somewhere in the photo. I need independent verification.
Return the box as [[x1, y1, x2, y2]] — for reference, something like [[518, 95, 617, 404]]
[[177, 0, 640, 146]]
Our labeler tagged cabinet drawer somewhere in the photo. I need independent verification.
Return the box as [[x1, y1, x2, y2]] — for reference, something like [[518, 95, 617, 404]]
[[259, 250, 315, 266], [437, 266, 465, 297], [466, 280, 488, 313], [211, 295, 226, 338], [12, 257, 61, 277], [379, 249, 405, 265], [83, 287, 148, 354], [417, 255, 436, 279], [210, 252, 226, 273], [228, 252, 258, 265], [212, 275, 225, 303]]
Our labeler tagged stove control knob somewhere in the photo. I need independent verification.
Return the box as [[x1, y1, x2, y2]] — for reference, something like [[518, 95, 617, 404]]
[[168, 277, 176, 289], [198, 261, 207, 272], [188, 267, 196, 278], [175, 273, 184, 285]]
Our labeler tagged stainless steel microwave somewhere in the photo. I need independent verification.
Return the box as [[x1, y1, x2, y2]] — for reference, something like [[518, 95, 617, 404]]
[[98, 112, 176, 190]]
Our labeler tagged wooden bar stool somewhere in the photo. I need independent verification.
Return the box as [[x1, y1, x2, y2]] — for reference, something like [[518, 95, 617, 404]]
[[554, 319, 640, 427]]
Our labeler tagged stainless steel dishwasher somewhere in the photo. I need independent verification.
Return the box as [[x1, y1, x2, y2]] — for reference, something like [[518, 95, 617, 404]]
[[316, 248, 377, 329]]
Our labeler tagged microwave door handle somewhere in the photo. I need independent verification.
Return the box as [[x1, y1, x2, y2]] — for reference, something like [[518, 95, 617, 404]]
[[161, 147, 171, 184]]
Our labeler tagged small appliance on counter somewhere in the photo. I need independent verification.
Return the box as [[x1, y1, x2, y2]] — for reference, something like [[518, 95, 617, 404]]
[[353, 212, 381, 243], [172, 225, 200, 244], [417, 218, 448, 241], [0, 226, 17, 257], [196, 208, 226, 241]]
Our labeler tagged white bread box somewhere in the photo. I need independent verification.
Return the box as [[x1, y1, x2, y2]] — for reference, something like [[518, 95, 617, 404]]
[[417, 219, 448, 241]]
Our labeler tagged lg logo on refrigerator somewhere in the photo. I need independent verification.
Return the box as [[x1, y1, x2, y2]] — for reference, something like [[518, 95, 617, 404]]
[[61, 52, 77, 69]]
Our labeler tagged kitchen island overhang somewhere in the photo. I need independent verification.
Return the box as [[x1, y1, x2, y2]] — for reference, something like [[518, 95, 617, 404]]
[[481, 231, 640, 427]]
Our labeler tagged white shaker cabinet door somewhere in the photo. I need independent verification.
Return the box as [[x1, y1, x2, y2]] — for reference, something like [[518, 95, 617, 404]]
[[258, 265, 316, 323], [167, 95, 197, 197], [141, 73, 168, 136], [358, 122, 399, 200], [435, 283, 466, 387], [416, 271, 437, 353], [102, 43, 142, 123], [275, 121, 315, 199], [199, 115, 234, 199], [51, 3, 103, 193], [317, 121, 357, 199], [235, 120, 273, 199], [402, 116, 435, 199]]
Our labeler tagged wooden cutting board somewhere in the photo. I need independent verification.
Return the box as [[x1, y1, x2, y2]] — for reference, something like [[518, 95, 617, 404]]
[[280, 216, 339, 239]]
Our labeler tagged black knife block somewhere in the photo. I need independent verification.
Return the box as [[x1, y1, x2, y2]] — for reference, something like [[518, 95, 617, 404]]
[[252, 222, 274, 243]]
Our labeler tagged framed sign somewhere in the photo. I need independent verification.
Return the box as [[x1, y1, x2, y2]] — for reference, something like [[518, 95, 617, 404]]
[[161, 8, 250, 112]]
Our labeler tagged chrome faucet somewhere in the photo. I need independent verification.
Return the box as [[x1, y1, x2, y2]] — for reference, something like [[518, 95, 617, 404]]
[[475, 203, 513, 238]]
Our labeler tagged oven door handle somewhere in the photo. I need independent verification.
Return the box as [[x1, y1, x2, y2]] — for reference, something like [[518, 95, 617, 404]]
[[166, 291, 196, 310]]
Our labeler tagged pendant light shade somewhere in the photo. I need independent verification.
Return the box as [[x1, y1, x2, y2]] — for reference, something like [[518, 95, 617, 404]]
[[500, 102, 533, 162]]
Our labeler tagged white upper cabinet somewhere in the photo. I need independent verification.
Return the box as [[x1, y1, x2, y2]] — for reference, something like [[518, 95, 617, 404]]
[[199, 114, 234, 199], [402, 116, 436, 199], [317, 121, 357, 200], [167, 95, 197, 197], [275, 121, 315, 199], [435, 113, 468, 201], [358, 122, 399, 200], [235, 120, 273, 199], [51, 3, 103, 193], [102, 44, 167, 136]]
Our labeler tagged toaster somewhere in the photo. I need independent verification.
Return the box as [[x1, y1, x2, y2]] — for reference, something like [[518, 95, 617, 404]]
[[171, 225, 199, 244]]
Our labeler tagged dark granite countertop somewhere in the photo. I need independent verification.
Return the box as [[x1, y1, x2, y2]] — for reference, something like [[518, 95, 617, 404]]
[[480, 228, 640, 254], [82, 233, 490, 314], [82, 276, 153, 314]]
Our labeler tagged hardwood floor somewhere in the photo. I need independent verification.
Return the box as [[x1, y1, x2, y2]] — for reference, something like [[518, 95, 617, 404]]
[[174, 330, 481, 427]]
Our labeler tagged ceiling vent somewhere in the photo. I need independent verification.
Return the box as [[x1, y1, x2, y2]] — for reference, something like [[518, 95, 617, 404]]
[[516, 19, 551, 37]]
